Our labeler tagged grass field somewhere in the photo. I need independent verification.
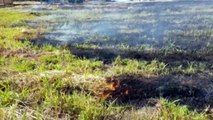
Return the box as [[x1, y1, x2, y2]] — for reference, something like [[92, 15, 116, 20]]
[[0, 1, 213, 120]]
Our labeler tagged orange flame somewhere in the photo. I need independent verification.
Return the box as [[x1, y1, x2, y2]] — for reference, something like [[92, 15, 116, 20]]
[[108, 83, 116, 91], [100, 79, 131, 99], [125, 90, 129, 95]]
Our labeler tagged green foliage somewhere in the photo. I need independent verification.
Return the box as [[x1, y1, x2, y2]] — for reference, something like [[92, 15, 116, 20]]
[[40, 44, 61, 52], [0, 9, 34, 27], [184, 63, 197, 75], [0, 57, 6, 66], [11, 57, 37, 72], [42, 92, 120, 120], [112, 56, 167, 76], [0, 27, 23, 48], [39, 55, 64, 70], [67, 59, 104, 74], [0, 90, 18, 107], [158, 99, 208, 120], [170, 62, 208, 75]]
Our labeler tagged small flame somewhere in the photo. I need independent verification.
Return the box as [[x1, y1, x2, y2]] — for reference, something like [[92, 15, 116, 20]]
[[125, 90, 129, 95], [108, 83, 116, 91], [100, 79, 131, 99]]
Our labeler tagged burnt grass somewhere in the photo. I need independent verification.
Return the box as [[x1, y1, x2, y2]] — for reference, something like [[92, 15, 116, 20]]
[[24, 1, 213, 112], [103, 74, 213, 112]]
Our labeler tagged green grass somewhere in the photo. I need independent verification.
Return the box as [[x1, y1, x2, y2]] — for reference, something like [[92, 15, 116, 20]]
[[157, 99, 208, 120], [0, 9, 34, 27], [111, 56, 168, 76], [121, 99, 209, 120], [0, 9, 211, 120]]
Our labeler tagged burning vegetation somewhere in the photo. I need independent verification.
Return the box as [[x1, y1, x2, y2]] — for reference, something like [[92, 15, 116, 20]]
[[101, 76, 131, 99]]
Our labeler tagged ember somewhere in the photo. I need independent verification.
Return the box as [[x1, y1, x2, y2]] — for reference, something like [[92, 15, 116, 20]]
[[100, 76, 135, 100]]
